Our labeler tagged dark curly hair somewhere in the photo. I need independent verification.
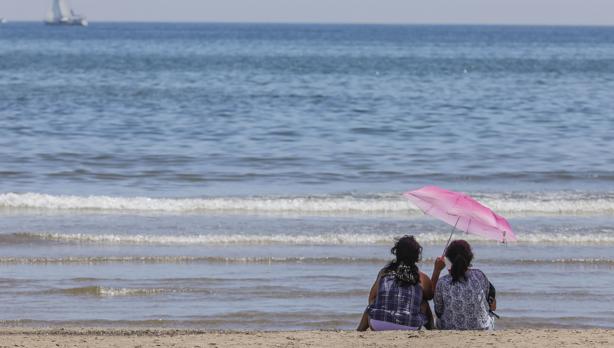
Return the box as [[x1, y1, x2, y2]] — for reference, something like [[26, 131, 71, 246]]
[[383, 235, 422, 285], [445, 239, 474, 282]]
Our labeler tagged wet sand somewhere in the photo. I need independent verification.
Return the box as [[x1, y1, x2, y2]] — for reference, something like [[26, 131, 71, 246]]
[[0, 328, 612, 348]]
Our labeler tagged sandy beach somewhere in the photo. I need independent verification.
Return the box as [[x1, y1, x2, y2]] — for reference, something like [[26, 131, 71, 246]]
[[0, 328, 611, 348]]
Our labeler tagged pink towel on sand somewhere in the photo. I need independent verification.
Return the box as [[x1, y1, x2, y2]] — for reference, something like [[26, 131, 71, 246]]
[[369, 318, 420, 331]]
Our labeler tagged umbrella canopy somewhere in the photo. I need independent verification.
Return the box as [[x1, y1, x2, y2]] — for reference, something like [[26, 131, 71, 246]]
[[404, 186, 516, 243]]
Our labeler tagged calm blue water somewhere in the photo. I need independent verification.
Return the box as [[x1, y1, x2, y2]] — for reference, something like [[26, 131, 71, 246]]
[[2, 23, 614, 196], [0, 23, 613, 330]]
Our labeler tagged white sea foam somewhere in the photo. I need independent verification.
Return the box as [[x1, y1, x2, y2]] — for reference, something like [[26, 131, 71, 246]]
[[34, 232, 403, 245], [0, 256, 386, 265], [20, 231, 614, 245], [0, 192, 410, 214], [1, 192, 614, 216], [43, 286, 205, 297], [1, 255, 613, 265]]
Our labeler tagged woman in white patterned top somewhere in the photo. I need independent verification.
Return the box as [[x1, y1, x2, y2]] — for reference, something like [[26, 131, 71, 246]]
[[431, 240, 496, 330]]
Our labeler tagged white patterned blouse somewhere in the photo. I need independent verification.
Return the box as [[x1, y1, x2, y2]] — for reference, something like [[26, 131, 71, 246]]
[[434, 269, 494, 330]]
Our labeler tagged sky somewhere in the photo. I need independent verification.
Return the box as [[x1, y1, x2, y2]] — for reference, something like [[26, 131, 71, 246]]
[[2, 0, 614, 26]]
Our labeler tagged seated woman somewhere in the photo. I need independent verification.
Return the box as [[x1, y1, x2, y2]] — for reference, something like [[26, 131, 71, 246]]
[[357, 235, 434, 331], [432, 240, 496, 330]]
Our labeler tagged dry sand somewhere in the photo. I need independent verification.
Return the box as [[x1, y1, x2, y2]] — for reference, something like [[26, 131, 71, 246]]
[[0, 328, 612, 348]]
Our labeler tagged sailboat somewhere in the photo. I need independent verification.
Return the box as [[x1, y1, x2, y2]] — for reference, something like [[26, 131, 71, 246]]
[[45, 0, 88, 26], [0, 18, 7, 24]]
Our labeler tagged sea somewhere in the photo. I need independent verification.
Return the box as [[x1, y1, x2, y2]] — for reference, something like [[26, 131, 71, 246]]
[[1, 22, 614, 330]]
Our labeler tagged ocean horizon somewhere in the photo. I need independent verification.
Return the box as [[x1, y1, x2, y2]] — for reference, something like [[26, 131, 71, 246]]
[[6, 20, 614, 27]]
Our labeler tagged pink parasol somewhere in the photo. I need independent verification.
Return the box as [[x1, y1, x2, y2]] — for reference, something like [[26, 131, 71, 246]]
[[404, 186, 516, 245]]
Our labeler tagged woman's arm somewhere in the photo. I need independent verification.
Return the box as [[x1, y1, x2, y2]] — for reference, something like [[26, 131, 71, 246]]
[[431, 256, 446, 291], [420, 272, 434, 300], [486, 276, 497, 311], [433, 280, 444, 318], [357, 271, 382, 331], [490, 298, 497, 311], [368, 272, 382, 304]]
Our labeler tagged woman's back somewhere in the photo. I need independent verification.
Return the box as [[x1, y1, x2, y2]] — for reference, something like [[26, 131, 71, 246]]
[[368, 273, 426, 328], [434, 268, 493, 330]]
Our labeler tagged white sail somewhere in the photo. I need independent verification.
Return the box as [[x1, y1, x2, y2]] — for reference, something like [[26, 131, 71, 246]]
[[45, 8, 55, 22], [58, 0, 72, 19], [51, 0, 62, 21], [46, 0, 64, 22]]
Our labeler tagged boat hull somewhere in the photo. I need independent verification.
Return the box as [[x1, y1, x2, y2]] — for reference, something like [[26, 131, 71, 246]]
[[45, 19, 88, 26]]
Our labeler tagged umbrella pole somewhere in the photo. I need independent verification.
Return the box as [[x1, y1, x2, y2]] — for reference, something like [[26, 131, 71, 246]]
[[443, 217, 461, 255]]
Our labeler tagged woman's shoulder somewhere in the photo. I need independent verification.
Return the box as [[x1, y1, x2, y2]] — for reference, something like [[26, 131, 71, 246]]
[[468, 268, 487, 278], [436, 273, 453, 288], [468, 268, 489, 284], [377, 266, 395, 280], [378, 265, 393, 275], [419, 271, 432, 286]]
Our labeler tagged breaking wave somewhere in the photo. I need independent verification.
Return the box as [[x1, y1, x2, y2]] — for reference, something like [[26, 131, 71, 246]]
[[1, 255, 613, 265], [3, 231, 614, 246], [0, 255, 385, 265], [39, 286, 211, 297], [1, 191, 614, 216]]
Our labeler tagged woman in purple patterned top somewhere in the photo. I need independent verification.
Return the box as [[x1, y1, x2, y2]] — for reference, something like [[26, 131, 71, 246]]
[[357, 235, 434, 331], [431, 240, 496, 330]]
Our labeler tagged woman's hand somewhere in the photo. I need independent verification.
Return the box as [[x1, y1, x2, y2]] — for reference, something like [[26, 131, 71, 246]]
[[434, 256, 446, 272]]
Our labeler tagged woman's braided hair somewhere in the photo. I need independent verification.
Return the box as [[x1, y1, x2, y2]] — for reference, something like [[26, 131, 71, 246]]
[[445, 239, 474, 282], [384, 235, 422, 285]]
